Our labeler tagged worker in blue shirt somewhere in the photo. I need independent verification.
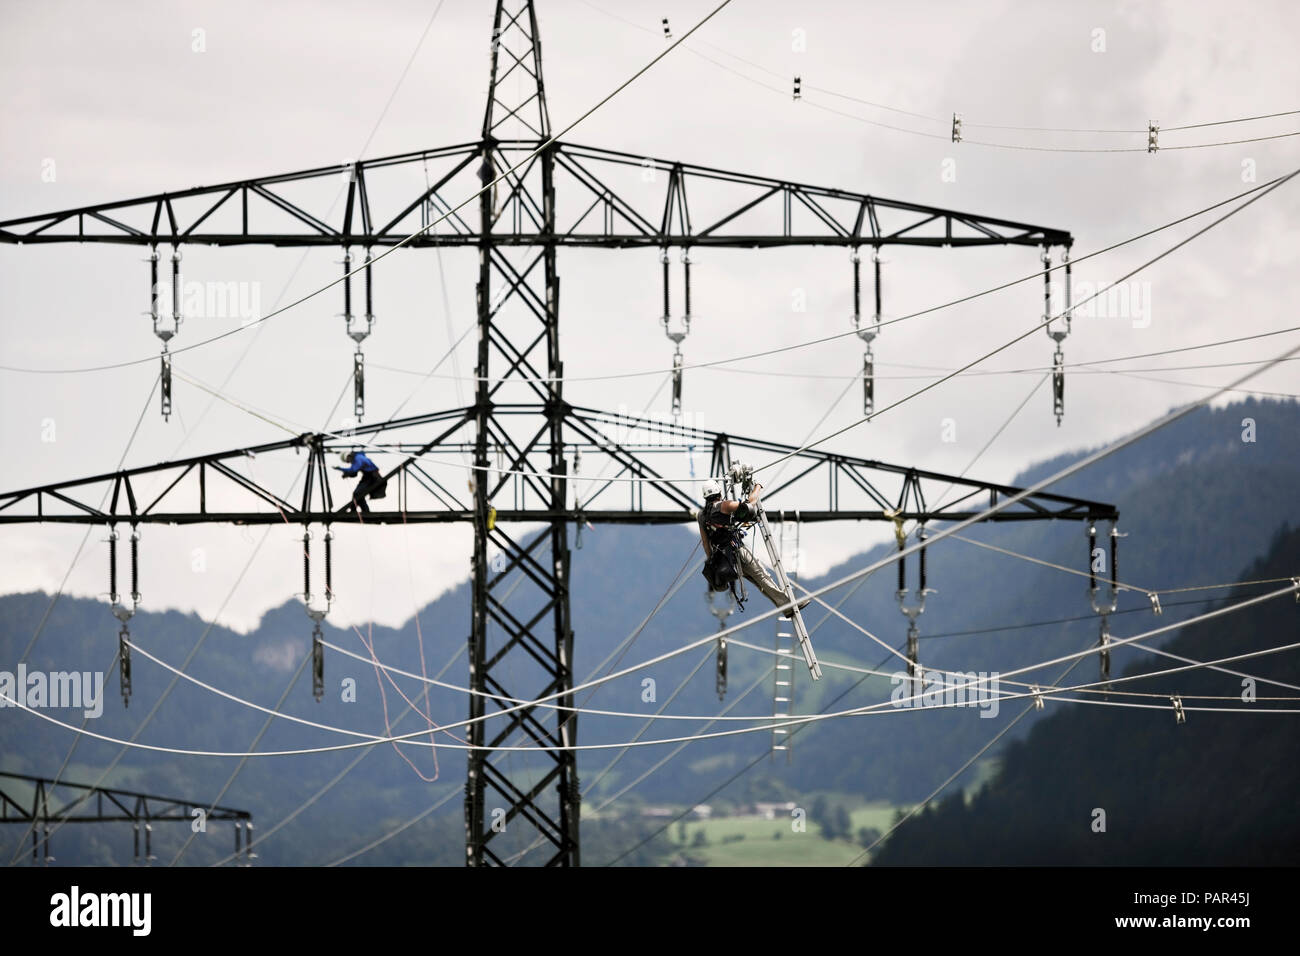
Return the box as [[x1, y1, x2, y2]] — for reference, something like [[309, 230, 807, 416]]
[[336, 450, 386, 514]]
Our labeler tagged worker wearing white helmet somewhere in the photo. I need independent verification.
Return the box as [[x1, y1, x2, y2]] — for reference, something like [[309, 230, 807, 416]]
[[697, 478, 807, 617]]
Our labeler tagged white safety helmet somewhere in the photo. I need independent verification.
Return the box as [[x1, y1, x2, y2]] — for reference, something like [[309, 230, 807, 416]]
[[701, 479, 722, 500]]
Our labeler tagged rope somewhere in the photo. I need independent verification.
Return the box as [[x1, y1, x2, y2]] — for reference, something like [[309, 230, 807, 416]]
[[319, 639, 793, 721], [353, 622, 451, 780], [207, 625, 470, 867]]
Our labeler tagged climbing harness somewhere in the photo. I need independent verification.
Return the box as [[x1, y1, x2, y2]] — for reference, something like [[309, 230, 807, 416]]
[[699, 497, 747, 612]]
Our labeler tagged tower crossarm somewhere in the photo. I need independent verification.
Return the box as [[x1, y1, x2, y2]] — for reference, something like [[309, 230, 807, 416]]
[[0, 141, 1070, 250], [0, 403, 1116, 526]]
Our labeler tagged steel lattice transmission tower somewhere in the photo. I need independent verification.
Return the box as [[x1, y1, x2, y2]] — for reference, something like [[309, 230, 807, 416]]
[[0, 771, 254, 866], [468, 0, 578, 866], [0, 0, 1117, 867]]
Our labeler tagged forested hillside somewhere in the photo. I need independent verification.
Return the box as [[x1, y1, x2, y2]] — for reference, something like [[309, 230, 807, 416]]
[[871, 523, 1300, 865]]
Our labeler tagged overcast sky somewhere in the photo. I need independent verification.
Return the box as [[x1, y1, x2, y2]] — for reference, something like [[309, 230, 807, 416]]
[[1, 0, 1297, 632]]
